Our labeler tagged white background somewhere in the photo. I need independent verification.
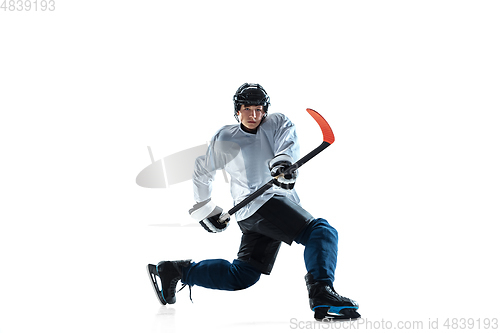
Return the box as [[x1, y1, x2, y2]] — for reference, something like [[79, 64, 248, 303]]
[[1, 1, 499, 332]]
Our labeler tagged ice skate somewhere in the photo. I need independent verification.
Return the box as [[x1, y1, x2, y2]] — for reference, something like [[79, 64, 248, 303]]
[[147, 260, 191, 305], [305, 273, 360, 321]]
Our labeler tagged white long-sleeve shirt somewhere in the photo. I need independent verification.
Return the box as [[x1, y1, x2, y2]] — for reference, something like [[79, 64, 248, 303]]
[[192, 112, 301, 221]]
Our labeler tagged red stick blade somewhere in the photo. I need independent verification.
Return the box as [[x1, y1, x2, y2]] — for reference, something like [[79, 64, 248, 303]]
[[306, 108, 335, 144]]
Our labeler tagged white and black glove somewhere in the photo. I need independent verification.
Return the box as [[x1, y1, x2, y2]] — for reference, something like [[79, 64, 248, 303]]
[[189, 199, 230, 233], [269, 154, 298, 190]]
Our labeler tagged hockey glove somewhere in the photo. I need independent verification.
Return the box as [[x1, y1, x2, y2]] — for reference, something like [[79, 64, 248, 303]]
[[189, 199, 229, 233], [269, 154, 298, 190]]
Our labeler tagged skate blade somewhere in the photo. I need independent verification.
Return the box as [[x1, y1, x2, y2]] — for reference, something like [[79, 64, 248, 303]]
[[314, 306, 361, 321], [147, 264, 166, 305]]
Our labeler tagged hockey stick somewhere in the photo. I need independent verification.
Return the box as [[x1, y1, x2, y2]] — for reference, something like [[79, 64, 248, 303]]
[[218, 108, 335, 223]]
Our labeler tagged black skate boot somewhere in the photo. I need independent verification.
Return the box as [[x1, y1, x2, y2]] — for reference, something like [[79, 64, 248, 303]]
[[305, 273, 360, 321], [147, 260, 191, 305]]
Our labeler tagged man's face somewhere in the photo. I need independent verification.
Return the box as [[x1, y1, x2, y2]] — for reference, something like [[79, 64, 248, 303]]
[[237, 105, 265, 130]]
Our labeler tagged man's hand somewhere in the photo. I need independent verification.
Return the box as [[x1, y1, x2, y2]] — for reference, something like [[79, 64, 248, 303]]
[[189, 199, 229, 233], [269, 154, 298, 190]]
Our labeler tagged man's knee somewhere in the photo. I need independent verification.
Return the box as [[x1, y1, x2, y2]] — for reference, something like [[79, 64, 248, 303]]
[[298, 218, 338, 245], [230, 259, 261, 290], [312, 218, 337, 235]]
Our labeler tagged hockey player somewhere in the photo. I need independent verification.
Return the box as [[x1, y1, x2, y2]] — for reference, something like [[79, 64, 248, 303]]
[[147, 83, 360, 321]]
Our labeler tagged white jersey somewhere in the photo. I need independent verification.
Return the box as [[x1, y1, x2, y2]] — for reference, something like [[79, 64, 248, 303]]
[[193, 112, 301, 221]]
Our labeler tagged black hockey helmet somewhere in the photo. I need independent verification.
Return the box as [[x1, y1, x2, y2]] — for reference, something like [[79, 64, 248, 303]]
[[233, 83, 270, 121]]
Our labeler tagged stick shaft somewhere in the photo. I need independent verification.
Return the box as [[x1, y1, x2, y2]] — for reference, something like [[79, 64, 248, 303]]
[[227, 141, 330, 216]]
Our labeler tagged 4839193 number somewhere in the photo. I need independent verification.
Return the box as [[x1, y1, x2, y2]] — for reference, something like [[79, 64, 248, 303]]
[[1, 0, 55, 11], [443, 318, 498, 330]]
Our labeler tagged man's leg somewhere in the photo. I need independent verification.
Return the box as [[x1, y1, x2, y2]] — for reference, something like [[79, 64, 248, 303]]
[[181, 259, 261, 291], [151, 220, 282, 304], [181, 229, 283, 290], [294, 218, 360, 320], [294, 218, 338, 287], [148, 258, 261, 305]]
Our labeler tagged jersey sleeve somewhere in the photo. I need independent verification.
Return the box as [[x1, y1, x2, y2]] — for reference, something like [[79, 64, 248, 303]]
[[272, 114, 300, 162], [192, 127, 240, 203]]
